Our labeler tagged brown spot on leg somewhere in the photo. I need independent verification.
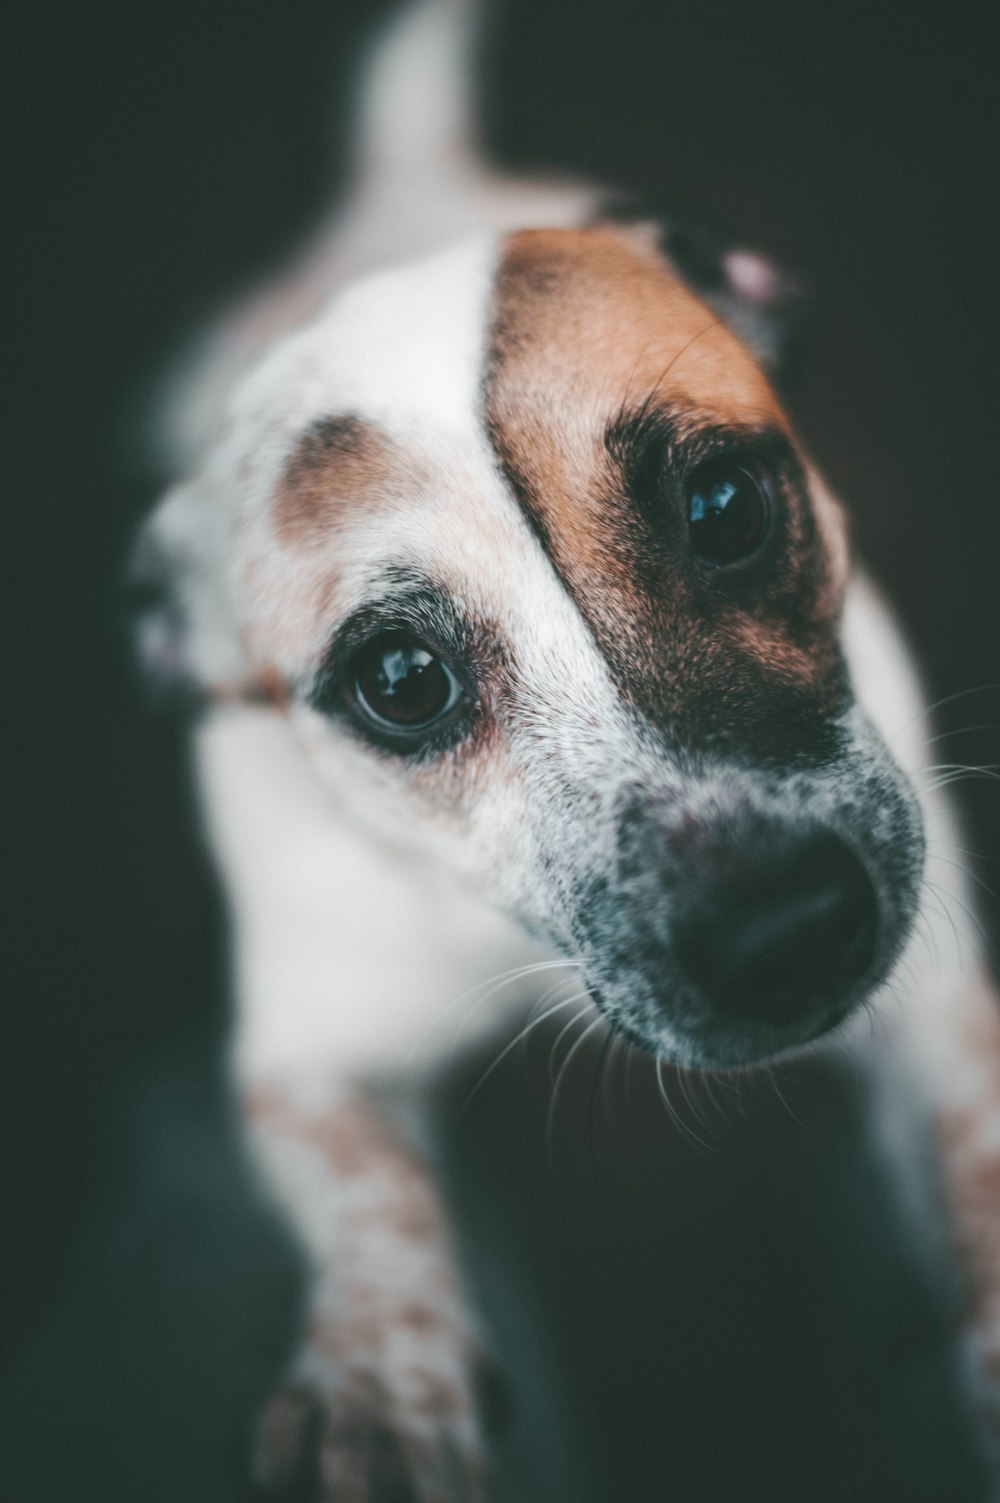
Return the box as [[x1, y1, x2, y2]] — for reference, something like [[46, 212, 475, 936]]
[[394, 1303, 439, 1334], [254, 1386, 326, 1497], [321, 1406, 421, 1503]]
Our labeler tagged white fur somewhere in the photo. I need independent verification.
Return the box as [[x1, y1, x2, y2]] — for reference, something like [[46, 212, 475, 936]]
[[198, 704, 543, 1080], [842, 576, 980, 1090]]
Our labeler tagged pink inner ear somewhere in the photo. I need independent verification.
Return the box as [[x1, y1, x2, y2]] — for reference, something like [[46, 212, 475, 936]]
[[721, 249, 782, 307]]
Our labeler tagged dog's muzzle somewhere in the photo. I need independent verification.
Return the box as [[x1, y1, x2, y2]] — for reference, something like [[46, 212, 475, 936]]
[[572, 775, 915, 1067]]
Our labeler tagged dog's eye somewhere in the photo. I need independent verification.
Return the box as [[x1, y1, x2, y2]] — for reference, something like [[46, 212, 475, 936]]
[[350, 631, 463, 732], [686, 461, 769, 565]]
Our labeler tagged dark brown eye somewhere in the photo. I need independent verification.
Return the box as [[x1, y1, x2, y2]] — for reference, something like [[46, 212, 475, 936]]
[[351, 631, 463, 732], [686, 461, 770, 565]]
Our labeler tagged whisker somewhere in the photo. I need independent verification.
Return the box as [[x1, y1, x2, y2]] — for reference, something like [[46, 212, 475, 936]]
[[700, 1067, 742, 1134], [926, 837, 1000, 867], [516, 975, 583, 1061], [406, 956, 579, 1066], [622, 1032, 637, 1107], [546, 1013, 605, 1171], [443, 957, 583, 1064], [677, 1063, 719, 1142], [615, 319, 727, 438], [921, 761, 1000, 774], [920, 878, 965, 964], [912, 907, 940, 973], [886, 683, 1000, 752], [548, 1000, 594, 1088], [696, 1068, 723, 1127], [613, 341, 657, 425], [708, 1066, 748, 1120], [587, 1030, 615, 1187], [925, 876, 992, 956], [603, 1031, 628, 1128], [656, 318, 725, 386], [458, 996, 585, 1117], [875, 991, 898, 1045], [921, 764, 1000, 795], [926, 850, 1000, 910], [914, 724, 993, 752], [893, 947, 920, 992], [654, 1057, 715, 1155], [765, 1062, 803, 1126], [865, 998, 877, 1041]]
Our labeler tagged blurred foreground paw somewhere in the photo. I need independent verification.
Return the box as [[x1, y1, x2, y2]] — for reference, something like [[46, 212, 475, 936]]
[[253, 1365, 491, 1503]]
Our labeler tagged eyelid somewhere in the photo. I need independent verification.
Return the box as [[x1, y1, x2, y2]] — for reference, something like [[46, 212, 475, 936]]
[[313, 581, 469, 677]]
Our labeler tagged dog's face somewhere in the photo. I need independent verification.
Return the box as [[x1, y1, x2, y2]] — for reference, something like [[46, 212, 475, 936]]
[[140, 224, 924, 1068]]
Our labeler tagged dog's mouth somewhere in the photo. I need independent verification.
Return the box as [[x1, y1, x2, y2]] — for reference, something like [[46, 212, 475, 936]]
[[587, 936, 876, 1070], [595, 992, 859, 1072], [650, 992, 863, 1071]]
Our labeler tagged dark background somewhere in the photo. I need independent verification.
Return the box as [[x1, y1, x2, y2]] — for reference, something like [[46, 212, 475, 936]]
[[4, 0, 999, 1492]]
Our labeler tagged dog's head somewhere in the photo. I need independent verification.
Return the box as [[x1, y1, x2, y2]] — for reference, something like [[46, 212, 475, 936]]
[[135, 223, 923, 1068]]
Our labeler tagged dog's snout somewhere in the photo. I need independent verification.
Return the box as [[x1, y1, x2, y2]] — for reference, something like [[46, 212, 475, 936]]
[[673, 828, 877, 1026]]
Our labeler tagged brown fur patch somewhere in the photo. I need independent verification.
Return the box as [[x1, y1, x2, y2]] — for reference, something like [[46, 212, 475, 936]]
[[276, 415, 411, 543], [249, 1086, 446, 1244], [483, 227, 849, 760]]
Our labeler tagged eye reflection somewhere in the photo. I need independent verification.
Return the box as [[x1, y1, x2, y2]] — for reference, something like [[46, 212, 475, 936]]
[[352, 631, 463, 731], [686, 461, 770, 565]]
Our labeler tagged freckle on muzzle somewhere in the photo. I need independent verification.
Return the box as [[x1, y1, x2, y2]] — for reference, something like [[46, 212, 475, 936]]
[[671, 823, 878, 1027]]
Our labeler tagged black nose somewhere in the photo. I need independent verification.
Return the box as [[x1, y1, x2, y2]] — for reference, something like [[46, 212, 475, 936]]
[[674, 829, 877, 1026]]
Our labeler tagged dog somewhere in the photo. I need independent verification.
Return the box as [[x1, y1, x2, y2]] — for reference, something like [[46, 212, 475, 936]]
[[132, 0, 1000, 1495]]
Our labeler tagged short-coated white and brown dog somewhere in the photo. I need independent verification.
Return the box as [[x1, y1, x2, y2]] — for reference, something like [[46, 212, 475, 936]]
[[134, 0, 1000, 1496]]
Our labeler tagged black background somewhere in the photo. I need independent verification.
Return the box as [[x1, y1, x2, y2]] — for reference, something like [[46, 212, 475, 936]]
[[4, 0, 999, 1484]]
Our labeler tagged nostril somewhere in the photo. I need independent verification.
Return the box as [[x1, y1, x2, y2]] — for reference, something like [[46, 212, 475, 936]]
[[674, 830, 878, 1026]]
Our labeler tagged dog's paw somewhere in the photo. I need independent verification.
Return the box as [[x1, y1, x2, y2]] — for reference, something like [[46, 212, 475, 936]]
[[253, 1369, 491, 1503]]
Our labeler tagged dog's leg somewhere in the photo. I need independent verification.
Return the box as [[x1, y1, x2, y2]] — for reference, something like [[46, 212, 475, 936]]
[[919, 967, 1000, 1477], [246, 1080, 489, 1502]]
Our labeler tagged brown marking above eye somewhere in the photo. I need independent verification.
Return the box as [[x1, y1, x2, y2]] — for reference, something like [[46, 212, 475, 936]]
[[483, 227, 789, 579], [275, 414, 415, 543], [482, 227, 849, 761], [236, 415, 427, 677]]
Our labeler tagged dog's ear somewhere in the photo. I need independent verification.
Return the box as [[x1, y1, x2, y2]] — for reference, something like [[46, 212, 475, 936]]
[[599, 199, 807, 385], [124, 485, 248, 712], [662, 222, 806, 382]]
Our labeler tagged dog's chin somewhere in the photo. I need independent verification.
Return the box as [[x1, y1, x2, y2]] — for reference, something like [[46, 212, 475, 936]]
[[589, 984, 861, 1073], [658, 1000, 858, 1071]]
